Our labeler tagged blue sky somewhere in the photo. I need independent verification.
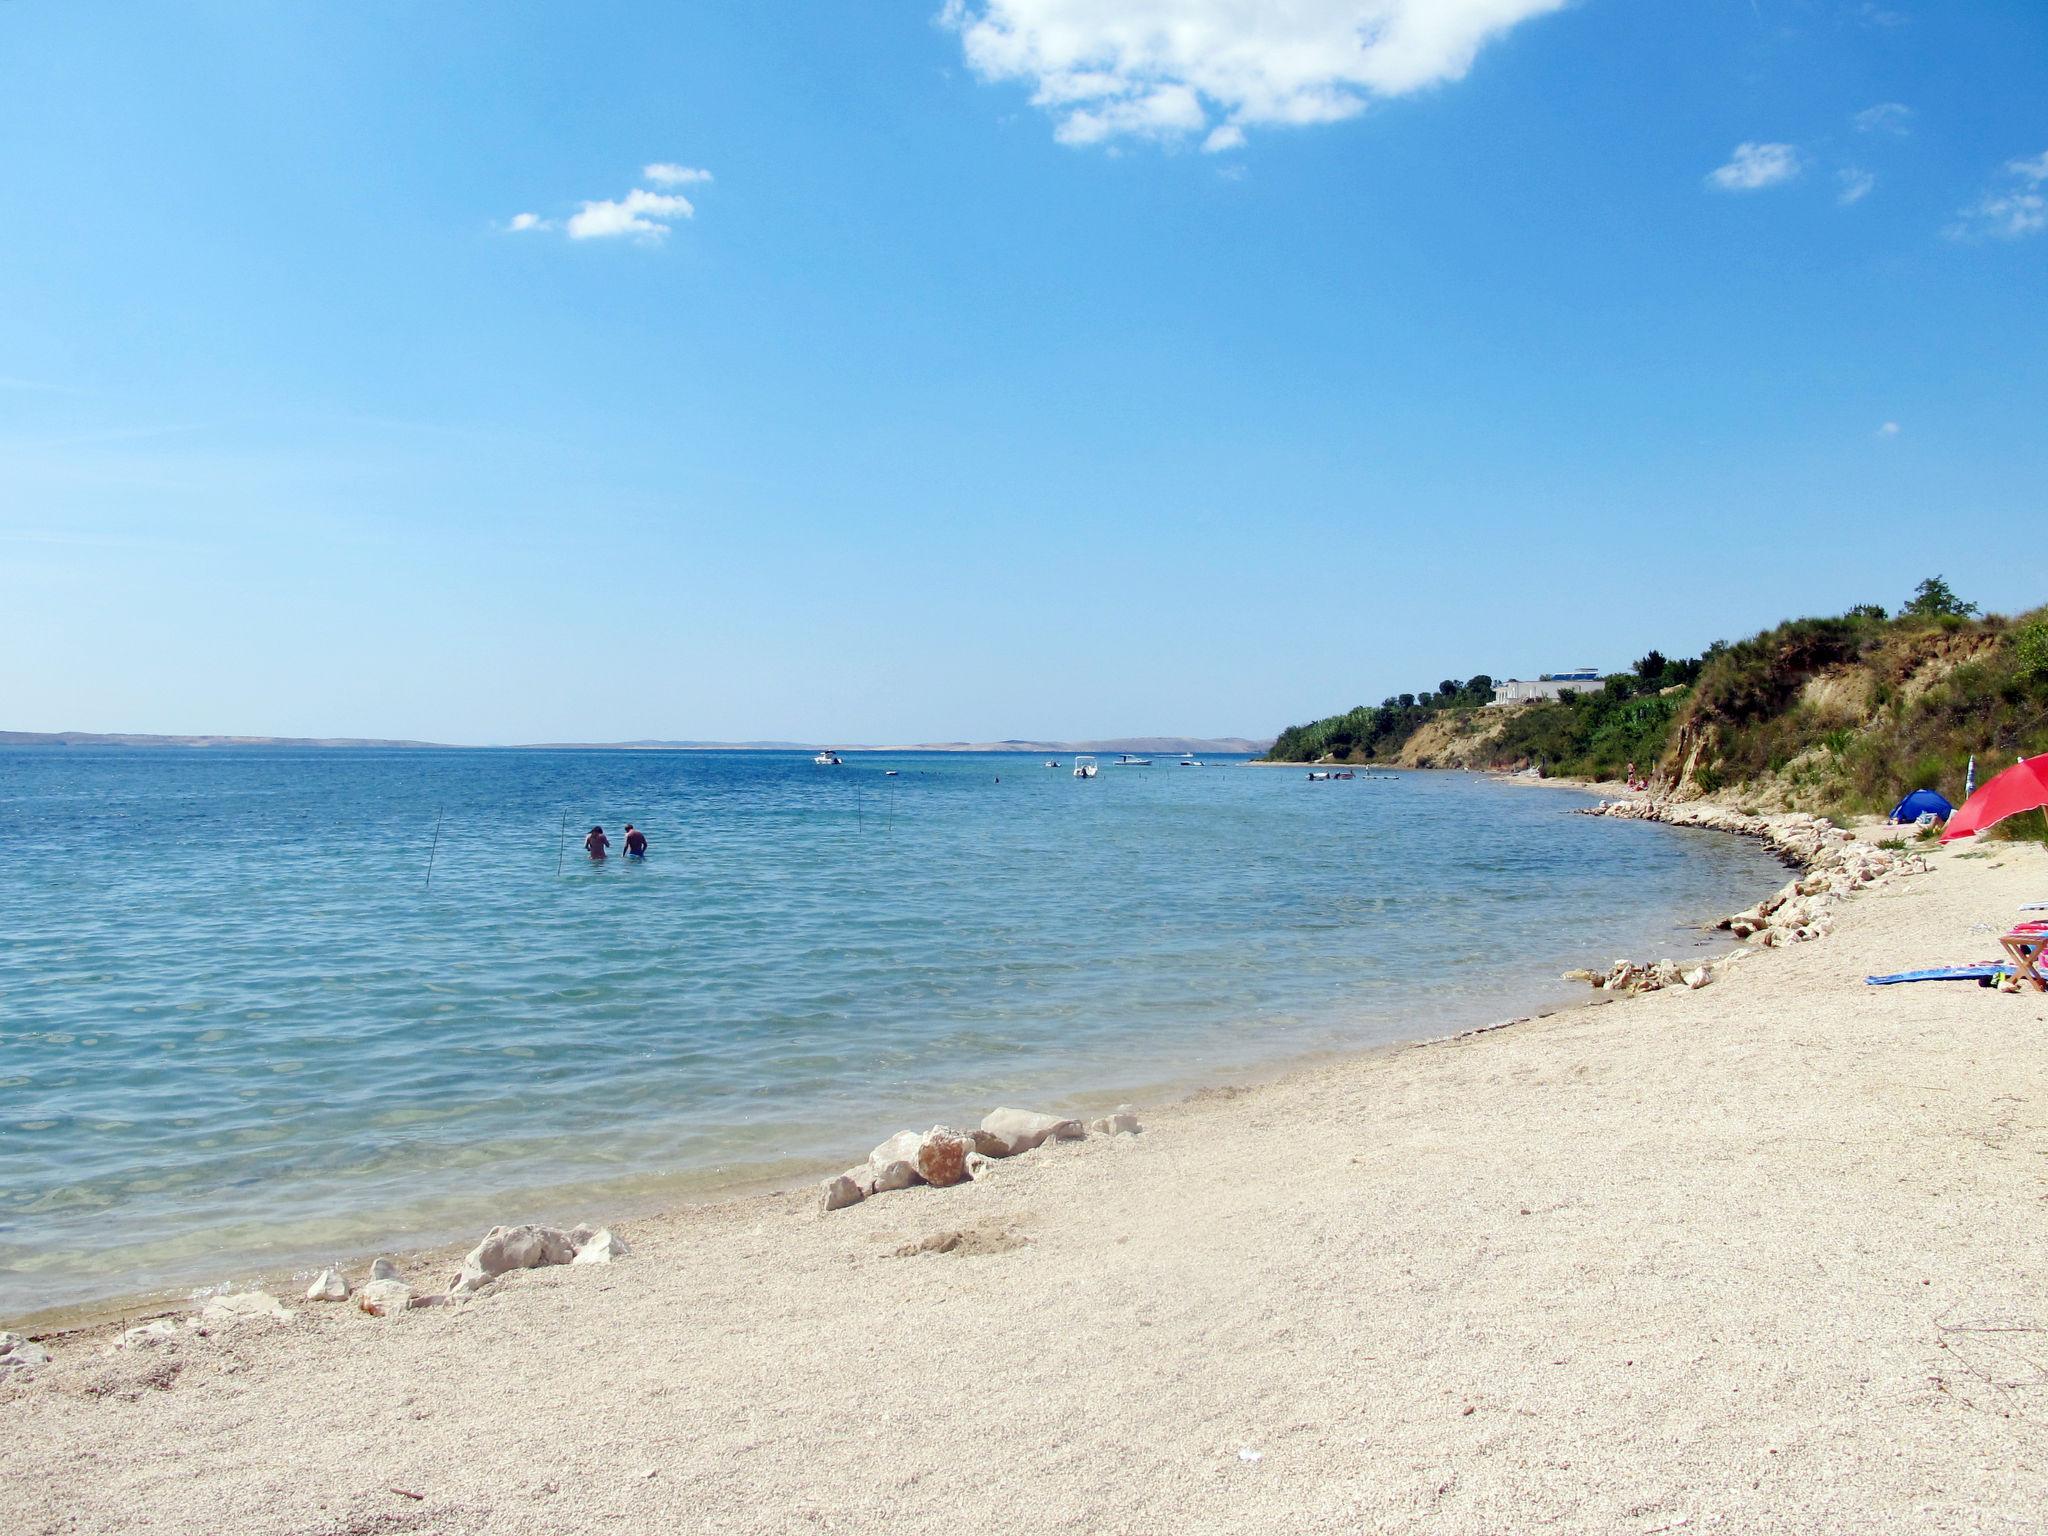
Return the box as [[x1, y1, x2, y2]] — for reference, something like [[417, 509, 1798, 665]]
[[2, 0, 2043, 744]]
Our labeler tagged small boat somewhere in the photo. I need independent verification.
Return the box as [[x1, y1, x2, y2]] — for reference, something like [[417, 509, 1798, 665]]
[[1045, 760, 1061, 769], [1111, 755, 1151, 766], [813, 750, 844, 766], [883, 770, 899, 777], [1073, 755, 1098, 779], [1178, 755, 1203, 767]]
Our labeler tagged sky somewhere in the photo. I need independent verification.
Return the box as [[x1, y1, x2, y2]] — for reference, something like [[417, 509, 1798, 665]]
[[2, 0, 2044, 745]]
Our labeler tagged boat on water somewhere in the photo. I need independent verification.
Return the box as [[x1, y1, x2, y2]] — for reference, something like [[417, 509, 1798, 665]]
[[813, 750, 844, 766], [1111, 755, 1151, 766], [1073, 755, 1098, 779], [1306, 769, 1356, 782], [1178, 755, 1203, 767], [1045, 760, 1061, 768]]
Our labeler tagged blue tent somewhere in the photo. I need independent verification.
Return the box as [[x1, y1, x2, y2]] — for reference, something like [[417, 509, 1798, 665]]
[[1888, 788, 1953, 824]]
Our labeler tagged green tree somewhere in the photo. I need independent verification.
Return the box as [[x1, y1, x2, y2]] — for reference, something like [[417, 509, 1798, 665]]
[[1847, 603, 1887, 621], [1633, 650, 1668, 683], [1903, 576, 1979, 619]]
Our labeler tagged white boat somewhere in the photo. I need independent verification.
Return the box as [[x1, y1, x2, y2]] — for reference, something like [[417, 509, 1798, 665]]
[[1073, 755, 1098, 779], [813, 750, 844, 765], [1045, 760, 1061, 768], [1111, 755, 1151, 766], [1178, 755, 1203, 767]]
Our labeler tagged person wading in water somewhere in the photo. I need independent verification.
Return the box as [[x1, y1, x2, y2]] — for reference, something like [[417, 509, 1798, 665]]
[[584, 825, 610, 860], [623, 824, 647, 859]]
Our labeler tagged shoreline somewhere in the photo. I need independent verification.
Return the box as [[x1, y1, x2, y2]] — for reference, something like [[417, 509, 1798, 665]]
[[4, 780, 1768, 1338], [6, 817, 2043, 1530]]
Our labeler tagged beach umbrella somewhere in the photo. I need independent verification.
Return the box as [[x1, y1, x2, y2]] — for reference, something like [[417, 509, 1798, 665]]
[[1941, 753, 2048, 843]]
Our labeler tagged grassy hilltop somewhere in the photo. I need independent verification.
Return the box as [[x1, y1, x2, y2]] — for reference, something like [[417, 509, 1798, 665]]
[[1266, 578, 2044, 816]]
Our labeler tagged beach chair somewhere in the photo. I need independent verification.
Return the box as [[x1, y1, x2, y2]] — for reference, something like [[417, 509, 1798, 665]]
[[1999, 922, 2048, 992]]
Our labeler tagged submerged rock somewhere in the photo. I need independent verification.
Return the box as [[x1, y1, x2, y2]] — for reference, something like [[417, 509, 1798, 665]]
[[978, 1108, 1084, 1157]]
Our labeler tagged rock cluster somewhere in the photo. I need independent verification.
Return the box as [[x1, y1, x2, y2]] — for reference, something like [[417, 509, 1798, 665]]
[[1563, 802, 1926, 993], [450, 1224, 628, 1297], [821, 1105, 1140, 1214]]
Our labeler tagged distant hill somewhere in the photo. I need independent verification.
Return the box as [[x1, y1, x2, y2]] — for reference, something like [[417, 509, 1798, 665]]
[[1, 731, 1271, 755], [0, 730, 441, 749]]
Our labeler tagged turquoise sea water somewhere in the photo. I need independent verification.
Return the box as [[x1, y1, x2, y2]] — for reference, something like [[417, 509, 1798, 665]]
[[0, 749, 1785, 1317]]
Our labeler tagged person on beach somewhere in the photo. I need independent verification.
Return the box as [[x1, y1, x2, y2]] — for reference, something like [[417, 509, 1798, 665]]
[[623, 824, 647, 858], [584, 825, 610, 860]]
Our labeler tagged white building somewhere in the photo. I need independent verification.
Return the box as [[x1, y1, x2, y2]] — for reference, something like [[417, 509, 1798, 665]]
[[1490, 670, 1608, 707]]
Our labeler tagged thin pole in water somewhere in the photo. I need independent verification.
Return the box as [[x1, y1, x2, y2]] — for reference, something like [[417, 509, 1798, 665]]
[[425, 808, 444, 891], [555, 810, 567, 876]]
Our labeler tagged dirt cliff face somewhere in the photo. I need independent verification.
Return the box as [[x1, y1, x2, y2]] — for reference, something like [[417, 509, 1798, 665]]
[[1389, 710, 1512, 769]]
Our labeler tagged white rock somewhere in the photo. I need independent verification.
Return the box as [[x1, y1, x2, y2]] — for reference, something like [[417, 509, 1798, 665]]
[[966, 1151, 1000, 1181], [355, 1278, 414, 1317], [305, 1268, 350, 1302], [369, 1257, 402, 1282], [201, 1291, 294, 1324], [117, 1320, 180, 1350], [0, 1331, 52, 1373], [1089, 1105, 1142, 1136], [868, 1130, 926, 1191], [571, 1228, 629, 1264], [978, 1107, 1085, 1157], [821, 1173, 866, 1211], [1682, 967, 1711, 990], [450, 1224, 577, 1297]]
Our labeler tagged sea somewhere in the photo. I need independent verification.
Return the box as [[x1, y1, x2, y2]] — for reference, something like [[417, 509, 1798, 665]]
[[0, 748, 1788, 1319]]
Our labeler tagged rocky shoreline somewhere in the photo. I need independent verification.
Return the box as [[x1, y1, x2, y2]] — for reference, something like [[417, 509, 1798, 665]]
[[1561, 798, 1927, 997]]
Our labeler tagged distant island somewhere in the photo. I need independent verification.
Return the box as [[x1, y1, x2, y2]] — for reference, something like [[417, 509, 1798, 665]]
[[0, 731, 1271, 755]]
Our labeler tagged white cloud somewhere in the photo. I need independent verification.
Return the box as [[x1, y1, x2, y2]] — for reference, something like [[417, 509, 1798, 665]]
[[644, 163, 714, 186], [566, 188, 697, 241], [1948, 151, 2048, 241], [1852, 101, 1912, 135], [504, 164, 711, 243], [939, 0, 1570, 150], [1877, 421, 1901, 437], [1837, 167, 1875, 205], [1706, 142, 1801, 192]]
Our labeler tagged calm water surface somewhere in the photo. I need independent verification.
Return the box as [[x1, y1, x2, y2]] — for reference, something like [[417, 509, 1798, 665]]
[[0, 749, 1785, 1316]]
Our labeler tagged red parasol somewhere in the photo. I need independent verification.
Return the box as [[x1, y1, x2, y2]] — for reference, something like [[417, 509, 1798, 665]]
[[1941, 753, 2048, 842]]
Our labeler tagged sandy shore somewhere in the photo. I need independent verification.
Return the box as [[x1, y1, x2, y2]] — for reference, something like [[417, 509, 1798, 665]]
[[8, 832, 2048, 1533]]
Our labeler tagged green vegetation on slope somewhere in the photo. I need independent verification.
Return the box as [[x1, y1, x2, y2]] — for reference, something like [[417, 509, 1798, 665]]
[[1266, 577, 2047, 816]]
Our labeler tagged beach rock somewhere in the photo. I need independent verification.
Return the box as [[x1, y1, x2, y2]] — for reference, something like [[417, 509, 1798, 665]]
[[868, 1130, 926, 1191], [571, 1228, 629, 1264], [914, 1126, 975, 1188], [369, 1257, 402, 1283], [978, 1108, 1084, 1157], [969, 1128, 1010, 1158], [115, 1320, 179, 1351], [305, 1268, 350, 1302], [450, 1224, 577, 1297], [1089, 1105, 1142, 1136], [1683, 966, 1712, 990], [966, 1151, 999, 1181], [355, 1278, 414, 1317], [202, 1291, 294, 1325], [1562, 968, 1603, 985], [0, 1332, 52, 1376], [821, 1173, 866, 1212]]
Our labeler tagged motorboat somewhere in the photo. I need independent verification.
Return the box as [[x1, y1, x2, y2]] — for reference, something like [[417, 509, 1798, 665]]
[[1111, 755, 1151, 766], [1045, 760, 1061, 768], [1073, 755, 1098, 779], [1178, 755, 1203, 767], [813, 750, 844, 765]]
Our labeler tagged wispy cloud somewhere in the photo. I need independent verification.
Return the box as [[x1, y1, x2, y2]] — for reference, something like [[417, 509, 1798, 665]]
[[939, 0, 1569, 151], [1852, 102, 1912, 135], [1947, 151, 2048, 241], [1877, 421, 1901, 438], [1837, 167, 1875, 205], [1707, 142, 1802, 192], [643, 163, 713, 187], [504, 163, 711, 243]]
